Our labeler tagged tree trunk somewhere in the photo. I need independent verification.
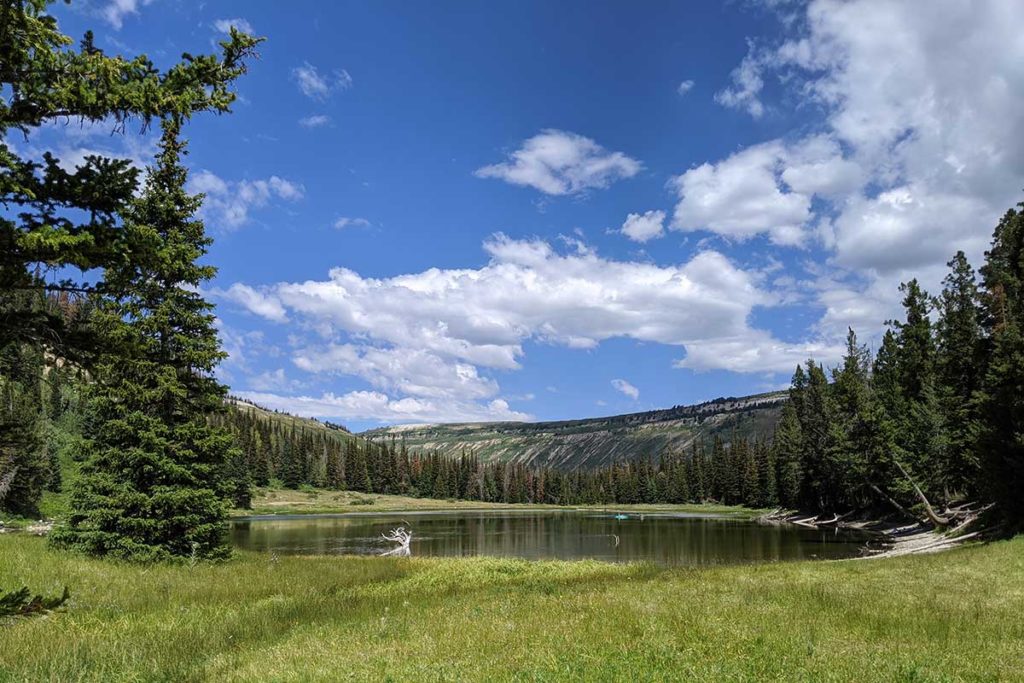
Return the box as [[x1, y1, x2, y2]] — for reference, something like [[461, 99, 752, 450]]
[[893, 460, 951, 528]]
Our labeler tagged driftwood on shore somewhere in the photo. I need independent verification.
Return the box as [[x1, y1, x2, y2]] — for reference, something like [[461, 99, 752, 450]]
[[758, 501, 993, 559]]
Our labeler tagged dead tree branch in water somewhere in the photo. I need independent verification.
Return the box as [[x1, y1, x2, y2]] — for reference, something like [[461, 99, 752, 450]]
[[381, 527, 412, 557]]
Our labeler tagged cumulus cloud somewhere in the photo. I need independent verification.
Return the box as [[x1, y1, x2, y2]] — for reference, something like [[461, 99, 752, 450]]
[[677, 80, 695, 96], [225, 235, 827, 380], [677, 331, 843, 374], [292, 63, 353, 100], [475, 129, 641, 196], [188, 170, 304, 230], [294, 344, 499, 400], [226, 224, 842, 424], [235, 391, 531, 424], [716, 2, 1019, 270], [215, 283, 289, 323], [298, 115, 331, 128], [671, 141, 810, 246], [611, 379, 640, 400], [213, 18, 253, 34], [620, 210, 666, 243], [702, 0, 1024, 333]]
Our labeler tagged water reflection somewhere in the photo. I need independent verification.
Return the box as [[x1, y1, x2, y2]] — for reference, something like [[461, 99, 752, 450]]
[[230, 510, 871, 566]]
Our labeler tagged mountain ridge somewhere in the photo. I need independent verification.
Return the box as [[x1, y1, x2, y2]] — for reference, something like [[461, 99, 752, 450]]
[[361, 390, 788, 470]]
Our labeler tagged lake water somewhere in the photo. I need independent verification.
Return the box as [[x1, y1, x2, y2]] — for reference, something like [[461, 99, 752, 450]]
[[230, 510, 872, 565]]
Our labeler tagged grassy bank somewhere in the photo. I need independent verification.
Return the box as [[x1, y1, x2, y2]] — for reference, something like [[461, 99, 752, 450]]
[[239, 486, 759, 517], [1, 534, 1021, 681]]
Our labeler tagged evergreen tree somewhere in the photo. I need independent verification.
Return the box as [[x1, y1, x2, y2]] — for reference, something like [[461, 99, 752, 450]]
[[755, 439, 777, 507], [0, 2, 259, 362], [52, 120, 237, 561], [47, 363, 64, 421], [0, 342, 48, 515], [826, 329, 871, 508], [934, 251, 982, 495], [800, 361, 832, 509], [773, 400, 802, 508], [975, 205, 1024, 526], [888, 281, 942, 494]]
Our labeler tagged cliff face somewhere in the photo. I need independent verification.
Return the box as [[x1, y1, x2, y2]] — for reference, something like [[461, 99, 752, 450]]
[[361, 391, 787, 469]]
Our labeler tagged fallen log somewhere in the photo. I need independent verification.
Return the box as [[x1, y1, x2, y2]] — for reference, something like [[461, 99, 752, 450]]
[[893, 460, 951, 528]]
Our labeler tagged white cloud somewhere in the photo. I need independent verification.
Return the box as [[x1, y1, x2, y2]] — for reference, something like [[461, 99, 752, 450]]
[[611, 379, 640, 400], [246, 368, 300, 392], [704, 0, 1024, 335], [227, 235, 825, 379], [215, 283, 289, 323], [213, 18, 254, 35], [101, 0, 154, 29], [333, 217, 371, 229], [235, 391, 531, 425], [715, 41, 766, 117], [677, 80, 695, 96], [294, 344, 498, 400], [298, 115, 331, 128], [475, 129, 641, 196], [620, 210, 666, 243], [780, 135, 864, 198], [677, 331, 843, 374], [292, 63, 353, 100], [670, 141, 810, 246], [188, 170, 304, 230]]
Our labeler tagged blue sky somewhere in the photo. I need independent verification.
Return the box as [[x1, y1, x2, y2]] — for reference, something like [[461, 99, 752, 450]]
[[37, 0, 1024, 430]]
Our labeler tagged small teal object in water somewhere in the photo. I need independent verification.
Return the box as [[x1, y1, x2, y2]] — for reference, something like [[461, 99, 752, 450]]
[[614, 514, 629, 520]]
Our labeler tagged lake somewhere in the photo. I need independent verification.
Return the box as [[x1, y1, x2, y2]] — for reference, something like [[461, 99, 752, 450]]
[[230, 510, 873, 565]]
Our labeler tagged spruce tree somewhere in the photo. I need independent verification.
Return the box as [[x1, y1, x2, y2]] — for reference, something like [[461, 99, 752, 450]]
[[755, 439, 777, 507], [975, 204, 1024, 526], [0, 341, 48, 516], [826, 329, 871, 507], [1, 0, 259, 368], [934, 251, 982, 495], [51, 120, 237, 561], [800, 361, 832, 509], [773, 401, 802, 508]]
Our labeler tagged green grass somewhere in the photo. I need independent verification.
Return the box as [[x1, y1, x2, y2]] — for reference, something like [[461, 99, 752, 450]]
[[1, 534, 1021, 681], [240, 486, 759, 518]]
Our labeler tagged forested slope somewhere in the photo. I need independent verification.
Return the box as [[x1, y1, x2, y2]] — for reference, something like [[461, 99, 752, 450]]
[[361, 392, 785, 469]]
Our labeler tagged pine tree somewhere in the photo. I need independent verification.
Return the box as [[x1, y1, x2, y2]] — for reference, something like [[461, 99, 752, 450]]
[[224, 447, 252, 509], [975, 204, 1024, 526], [0, 343, 48, 516], [826, 329, 870, 508], [773, 400, 802, 508], [755, 439, 777, 507], [51, 120, 237, 561], [1, 0, 259, 377], [934, 251, 982, 496], [889, 280, 943, 500], [800, 361, 832, 509], [47, 363, 64, 422]]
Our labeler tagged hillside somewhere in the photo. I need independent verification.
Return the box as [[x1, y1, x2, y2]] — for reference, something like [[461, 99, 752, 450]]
[[361, 391, 787, 469], [227, 397, 355, 442]]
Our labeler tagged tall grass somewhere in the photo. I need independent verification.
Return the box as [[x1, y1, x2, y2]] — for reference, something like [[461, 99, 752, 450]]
[[0, 534, 1021, 681]]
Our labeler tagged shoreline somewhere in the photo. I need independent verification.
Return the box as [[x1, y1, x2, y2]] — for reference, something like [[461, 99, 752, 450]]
[[758, 508, 992, 559]]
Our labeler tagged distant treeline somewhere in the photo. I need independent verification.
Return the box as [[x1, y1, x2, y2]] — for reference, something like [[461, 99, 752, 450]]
[[219, 404, 782, 508]]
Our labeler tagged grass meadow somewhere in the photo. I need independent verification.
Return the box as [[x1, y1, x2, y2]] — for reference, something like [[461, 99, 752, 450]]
[[1, 532, 1021, 681]]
